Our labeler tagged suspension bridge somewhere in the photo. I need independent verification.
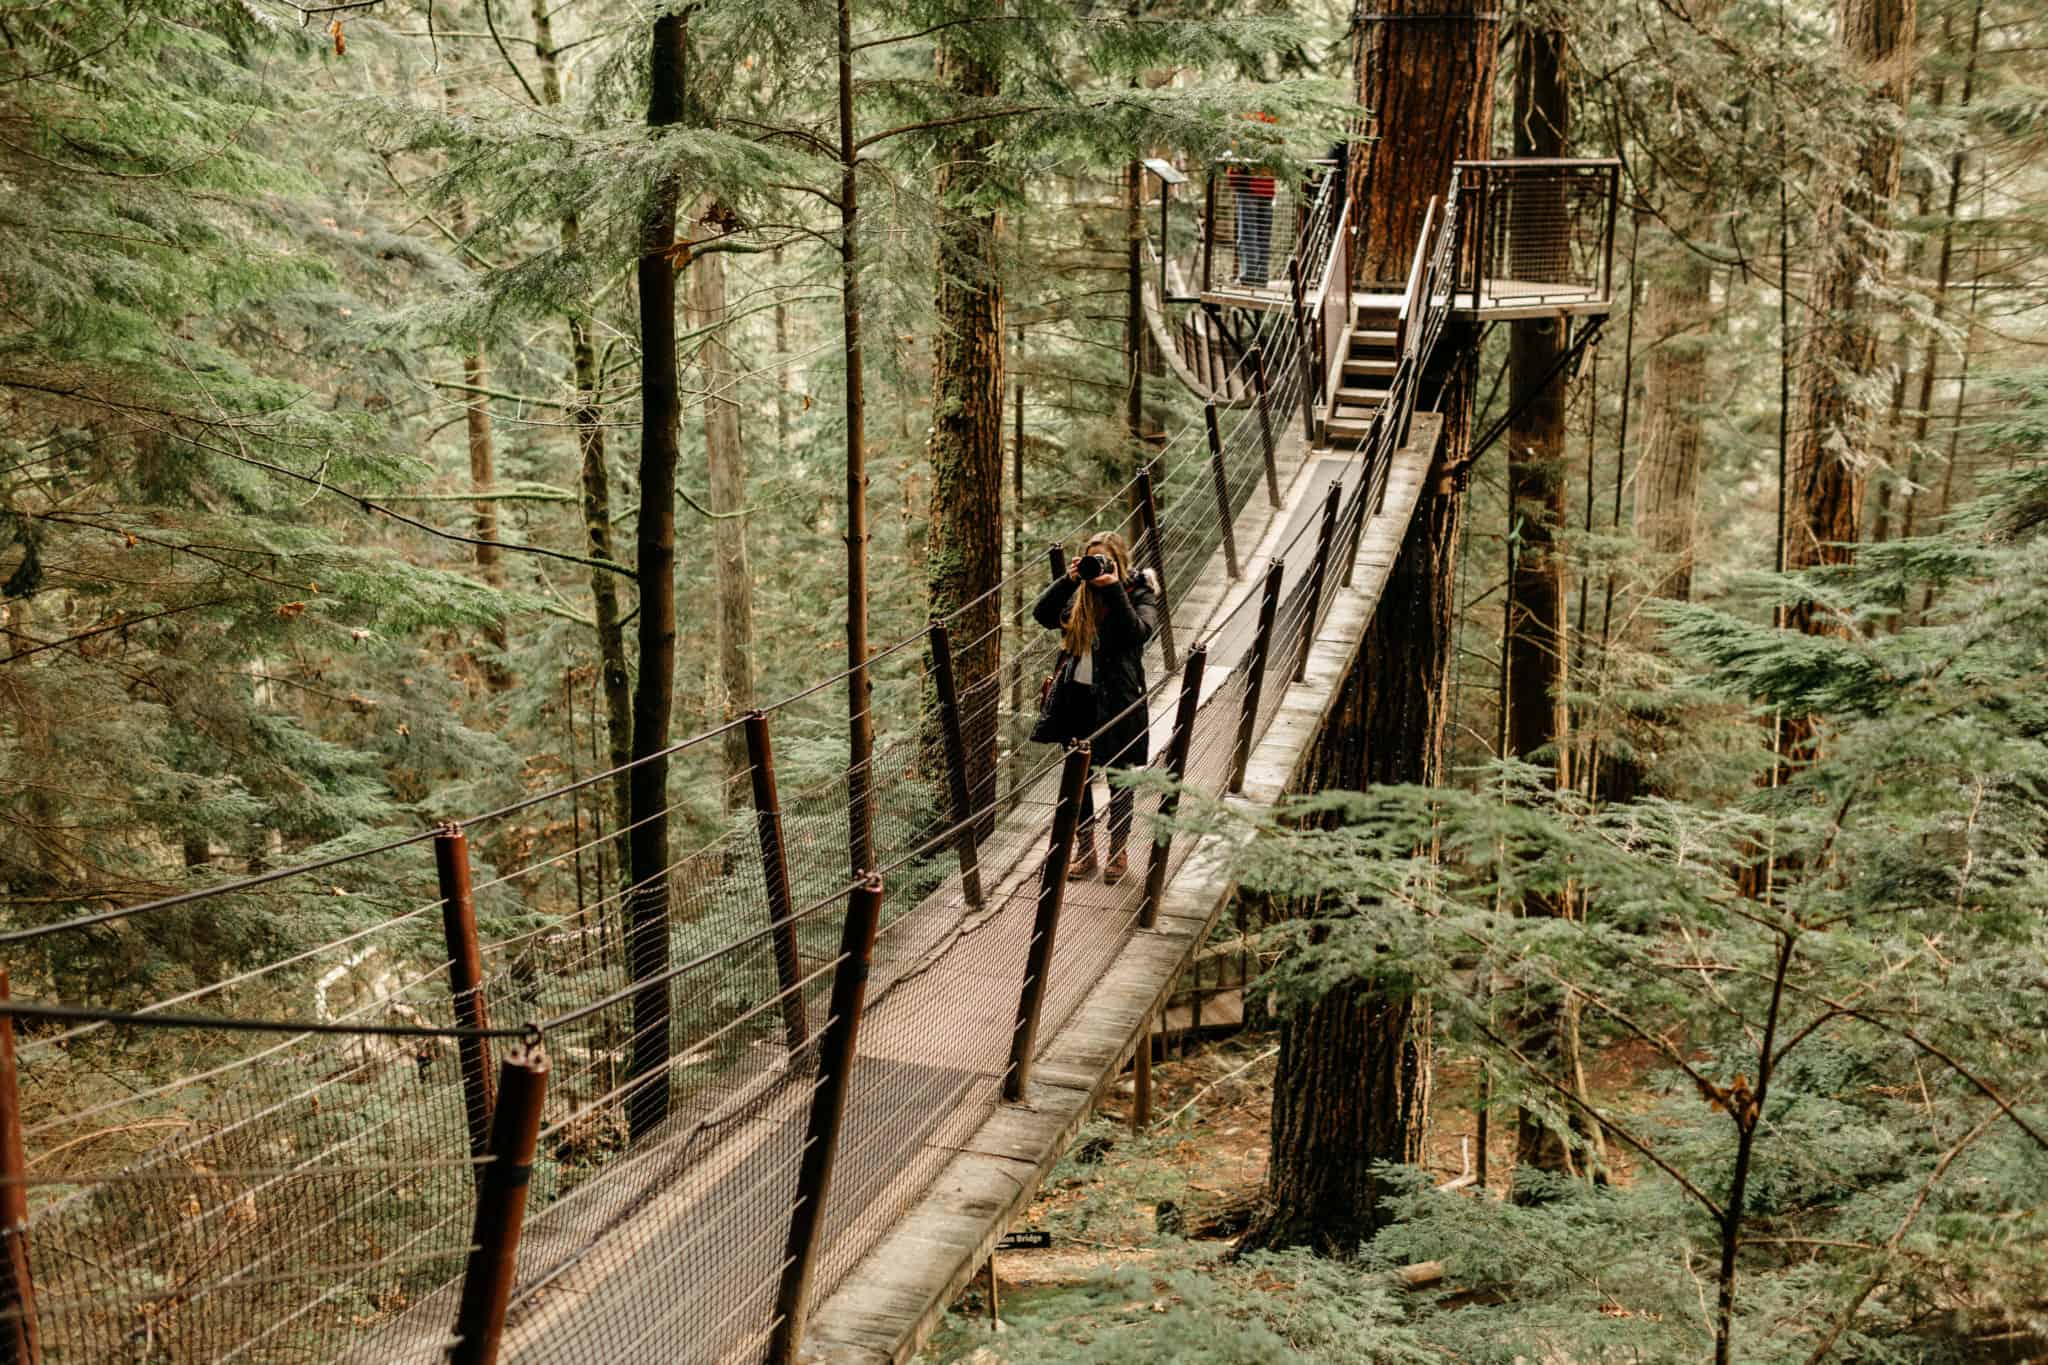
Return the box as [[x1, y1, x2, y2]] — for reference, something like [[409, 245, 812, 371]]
[[0, 155, 1613, 1364]]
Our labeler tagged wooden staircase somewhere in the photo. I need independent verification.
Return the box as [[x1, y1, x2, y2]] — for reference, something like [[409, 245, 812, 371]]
[[1320, 299, 1401, 449]]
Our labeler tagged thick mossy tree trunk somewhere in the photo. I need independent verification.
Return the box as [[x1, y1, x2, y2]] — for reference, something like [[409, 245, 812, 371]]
[[689, 227, 756, 799], [1784, 0, 1915, 655], [625, 12, 687, 1143], [924, 13, 1004, 840], [1241, 0, 1496, 1252]]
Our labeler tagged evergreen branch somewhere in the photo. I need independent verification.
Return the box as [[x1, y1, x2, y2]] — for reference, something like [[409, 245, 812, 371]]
[[1472, 1018, 1727, 1220], [376, 486, 580, 505], [482, 0, 544, 107], [858, 103, 1053, 152], [0, 600, 233, 666]]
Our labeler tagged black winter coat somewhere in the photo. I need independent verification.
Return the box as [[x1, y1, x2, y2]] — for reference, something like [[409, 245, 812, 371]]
[[1033, 570, 1160, 765]]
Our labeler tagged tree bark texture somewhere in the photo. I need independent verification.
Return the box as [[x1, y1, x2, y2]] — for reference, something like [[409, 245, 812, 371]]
[[924, 18, 1004, 842], [1242, 0, 1497, 1251], [689, 228, 756, 798], [1352, 0, 1498, 286], [1633, 247, 1711, 601], [1503, 15, 1588, 1188], [625, 12, 687, 1142], [1784, 0, 1915, 635]]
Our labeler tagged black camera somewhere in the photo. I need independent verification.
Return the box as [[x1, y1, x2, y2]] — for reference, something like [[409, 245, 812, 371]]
[[1074, 554, 1108, 580]]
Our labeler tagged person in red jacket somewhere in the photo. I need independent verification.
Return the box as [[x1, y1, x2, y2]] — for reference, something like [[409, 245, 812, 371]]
[[1229, 112, 1279, 287]]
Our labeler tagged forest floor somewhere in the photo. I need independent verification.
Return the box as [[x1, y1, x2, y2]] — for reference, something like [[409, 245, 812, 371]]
[[916, 1027, 1671, 1363]]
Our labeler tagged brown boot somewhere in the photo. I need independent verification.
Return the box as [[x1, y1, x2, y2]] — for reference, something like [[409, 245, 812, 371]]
[[1067, 826, 1098, 881], [1103, 850, 1128, 885]]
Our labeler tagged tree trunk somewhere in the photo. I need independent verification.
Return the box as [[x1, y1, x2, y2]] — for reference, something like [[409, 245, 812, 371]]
[[689, 224, 756, 797], [533, 0, 633, 840], [924, 14, 1004, 841], [837, 0, 874, 879], [1242, 0, 1497, 1250], [625, 12, 687, 1143], [1633, 248, 1711, 601], [1783, 0, 1915, 652], [1503, 17, 1591, 1189]]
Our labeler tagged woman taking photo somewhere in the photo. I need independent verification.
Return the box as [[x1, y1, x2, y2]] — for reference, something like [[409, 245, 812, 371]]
[[1032, 532, 1161, 883]]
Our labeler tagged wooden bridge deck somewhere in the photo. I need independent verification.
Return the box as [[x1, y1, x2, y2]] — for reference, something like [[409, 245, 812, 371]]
[[801, 412, 1443, 1365]]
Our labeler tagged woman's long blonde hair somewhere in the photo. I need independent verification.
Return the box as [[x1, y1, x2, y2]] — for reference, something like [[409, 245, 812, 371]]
[[1062, 531, 1133, 656]]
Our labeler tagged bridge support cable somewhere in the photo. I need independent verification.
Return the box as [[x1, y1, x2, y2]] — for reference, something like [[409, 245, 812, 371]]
[[925, 625, 987, 912], [745, 710, 814, 1050], [448, 1042, 548, 1365], [1003, 744, 1092, 1103], [434, 824, 498, 1171], [0, 972, 39, 1365]]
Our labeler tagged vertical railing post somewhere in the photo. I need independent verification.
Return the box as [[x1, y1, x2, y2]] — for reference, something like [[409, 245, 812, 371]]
[[1004, 744, 1091, 1102], [434, 825, 496, 1168], [1140, 645, 1207, 930], [1602, 164, 1621, 303], [768, 874, 886, 1364], [447, 1042, 548, 1365], [1134, 465, 1177, 673], [1230, 561, 1286, 794], [0, 972, 40, 1365], [1132, 1018, 1152, 1131], [744, 711, 812, 1050], [1341, 463, 1372, 590], [926, 624, 986, 911], [1203, 402, 1240, 580], [1287, 260, 1316, 442], [1201, 167, 1218, 296], [1295, 481, 1344, 683], [1248, 346, 1281, 508]]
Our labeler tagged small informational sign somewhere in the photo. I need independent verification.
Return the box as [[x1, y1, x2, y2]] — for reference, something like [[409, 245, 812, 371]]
[[995, 1229, 1053, 1251]]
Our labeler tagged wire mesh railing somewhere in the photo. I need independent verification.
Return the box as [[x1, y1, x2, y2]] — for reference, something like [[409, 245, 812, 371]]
[[1454, 158, 1620, 310], [0, 147, 1447, 1365]]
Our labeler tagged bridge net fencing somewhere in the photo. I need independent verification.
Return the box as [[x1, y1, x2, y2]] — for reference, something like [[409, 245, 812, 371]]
[[0, 155, 1412, 1365]]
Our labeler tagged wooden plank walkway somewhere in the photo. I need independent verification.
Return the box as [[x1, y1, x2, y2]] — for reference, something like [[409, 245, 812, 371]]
[[799, 412, 1444, 1365], [376, 409, 1443, 1365]]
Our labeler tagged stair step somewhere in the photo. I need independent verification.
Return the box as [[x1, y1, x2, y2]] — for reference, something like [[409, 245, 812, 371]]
[[1352, 328, 1397, 346], [1343, 357, 1398, 378], [1336, 383, 1389, 404], [1323, 414, 1375, 440]]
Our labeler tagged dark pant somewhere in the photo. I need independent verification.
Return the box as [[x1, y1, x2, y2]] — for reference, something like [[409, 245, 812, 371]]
[[1079, 709, 1150, 855]]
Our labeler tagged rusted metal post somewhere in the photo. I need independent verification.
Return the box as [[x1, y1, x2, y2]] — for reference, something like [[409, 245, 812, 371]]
[[0, 972, 39, 1365], [1341, 451, 1375, 590], [1140, 645, 1207, 930], [1132, 1019, 1152, 1131], [447, 1042, 548, 1365], [1133, 465, 1177, 673], [1249, 346, 1281, 508], [434, 825, 496, 1167], [768, 874, 886, 1364], [926, 624, 986, 910], [1230, 561, 1286, 794], [1295, 481, 1344, 683], [744, 711, 811, 1050], [1287, 260, 1316, 441], [1203, 402, 1240, 580], [1004, 744, 1091, 1102]]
